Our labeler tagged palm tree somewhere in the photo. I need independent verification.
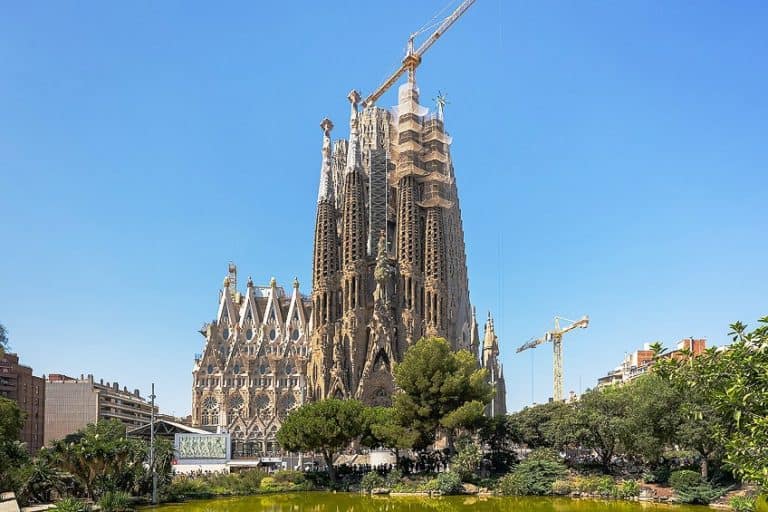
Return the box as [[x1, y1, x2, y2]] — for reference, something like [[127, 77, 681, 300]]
[[19, 456, 66, 504], [649, 341, 667, 360]]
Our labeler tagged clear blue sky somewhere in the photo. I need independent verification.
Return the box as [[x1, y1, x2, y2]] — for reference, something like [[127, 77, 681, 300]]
[[1, 1, 766, 417]]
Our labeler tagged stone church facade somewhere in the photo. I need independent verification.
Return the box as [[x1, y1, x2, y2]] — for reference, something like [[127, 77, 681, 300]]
[[191, 265, 312, 454], [191, 79, 506, 450]]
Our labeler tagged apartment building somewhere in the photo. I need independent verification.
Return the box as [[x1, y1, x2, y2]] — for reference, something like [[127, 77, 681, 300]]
[[44, 373, 157, 445], [0, 352, 45, 452]]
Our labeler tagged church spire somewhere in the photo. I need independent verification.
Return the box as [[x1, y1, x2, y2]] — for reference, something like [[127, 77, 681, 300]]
[[317, 118, 334, 203], [345, 90, 362, 175], [483, 312, 499, 367], [482, 311, 506, 417]]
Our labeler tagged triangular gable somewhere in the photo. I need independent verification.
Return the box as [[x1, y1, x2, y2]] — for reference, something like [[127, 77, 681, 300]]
[[262, 286, 285, 327], [285, 286, 306, 330], [239, 287, 262, 329], [216, 288, 238, 326]]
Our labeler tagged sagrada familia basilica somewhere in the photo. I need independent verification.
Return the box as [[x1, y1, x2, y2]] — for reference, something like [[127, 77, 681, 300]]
[[190, 79, 507, 453]]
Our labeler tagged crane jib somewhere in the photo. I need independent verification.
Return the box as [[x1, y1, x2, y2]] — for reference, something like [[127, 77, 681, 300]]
[[361, 0, 476, 108]]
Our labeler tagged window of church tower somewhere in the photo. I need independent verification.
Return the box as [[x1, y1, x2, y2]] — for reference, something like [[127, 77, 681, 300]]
[[291, 329, 299, 340], [259, 363, 268, 375], [254, 394, 270, 412], [234, 364, 240, 374], [201, 397, 219, 426], [269, 328, 276, 341], [229, 395, 244, 411], [222, 328, 230, 339], [246, 328, 253, 340], [284, 363, 293, 375], [207, 364, 214, 374]]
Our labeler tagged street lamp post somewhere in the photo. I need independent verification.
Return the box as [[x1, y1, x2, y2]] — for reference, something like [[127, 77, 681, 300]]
[[149, 383, 158, 505]]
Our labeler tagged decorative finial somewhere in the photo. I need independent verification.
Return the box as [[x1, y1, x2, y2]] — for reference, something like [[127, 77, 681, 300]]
[[223, 276, 231, 288], [270, 277, 277, 288], [347, 90, 361, 113], [433, 91, 449, 121], [320, 118, 334, 136], [247, 276, 254, 288], [293, 276, 299, 289]]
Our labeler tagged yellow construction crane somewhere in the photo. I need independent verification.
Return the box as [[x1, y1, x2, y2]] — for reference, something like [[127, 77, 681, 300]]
[[517, 316, 590, 402], [361, 0, 477, 109]]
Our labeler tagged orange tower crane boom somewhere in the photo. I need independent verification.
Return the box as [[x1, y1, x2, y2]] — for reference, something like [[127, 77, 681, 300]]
[[361, 0, 477, 109]]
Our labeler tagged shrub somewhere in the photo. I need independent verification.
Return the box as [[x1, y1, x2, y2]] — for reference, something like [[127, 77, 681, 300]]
[[615, 480, 641, 499], [595, 476, 617, 497], [98, 491, 132, 512], [551, 480, 572, 495], [526, 448, 562, 463], [452, 441, 482, 482], [435, 472, 463, 495], [496, 459, 567, 496], [572, 475, 613, 494], [385, 469, 403, 488], [258, 471, 310, 492], [360, 472, 386, 491], [236, 470, 266, 494], [259, 477, 278, 491], [669, 470, 702, 491], [731, 496, 756, 512], [643, 466, 671, 484], [163, 478, 214, 500], [675, 482, 725, 505], [271, 470, 306, 486], [53, 498, 88, 512]]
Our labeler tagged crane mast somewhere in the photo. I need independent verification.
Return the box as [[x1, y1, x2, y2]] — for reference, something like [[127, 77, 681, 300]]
[[517, 315, 590, 402], [361, 0, 477, 109]]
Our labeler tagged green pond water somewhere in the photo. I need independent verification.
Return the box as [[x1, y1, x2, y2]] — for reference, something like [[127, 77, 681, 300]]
[[146, 493, 707, 512]]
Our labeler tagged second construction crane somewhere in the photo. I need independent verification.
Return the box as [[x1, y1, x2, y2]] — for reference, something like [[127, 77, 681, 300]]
[[518, 315, 590, 402]]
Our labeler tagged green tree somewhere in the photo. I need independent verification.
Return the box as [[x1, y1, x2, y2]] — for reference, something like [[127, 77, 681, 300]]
[[478, 415, 516, 473], [392, 337, 492, 450], [571, 385, 632, 470], [506, 401, 572, 450], [0, 397, 28, 493], [657, 316, 768, 489], [0, 396, 23, 442], [276, 399, 366, 482], [621, 375, 683, 465], [720, 318, 768, 490], [359, 406, 418, 460]]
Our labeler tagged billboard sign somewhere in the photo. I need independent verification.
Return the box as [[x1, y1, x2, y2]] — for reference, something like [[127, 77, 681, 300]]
[[175, 433, 230, 461]]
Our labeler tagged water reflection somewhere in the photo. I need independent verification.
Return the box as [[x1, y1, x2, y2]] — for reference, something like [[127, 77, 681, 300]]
[[146, 493, 707, 512]]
